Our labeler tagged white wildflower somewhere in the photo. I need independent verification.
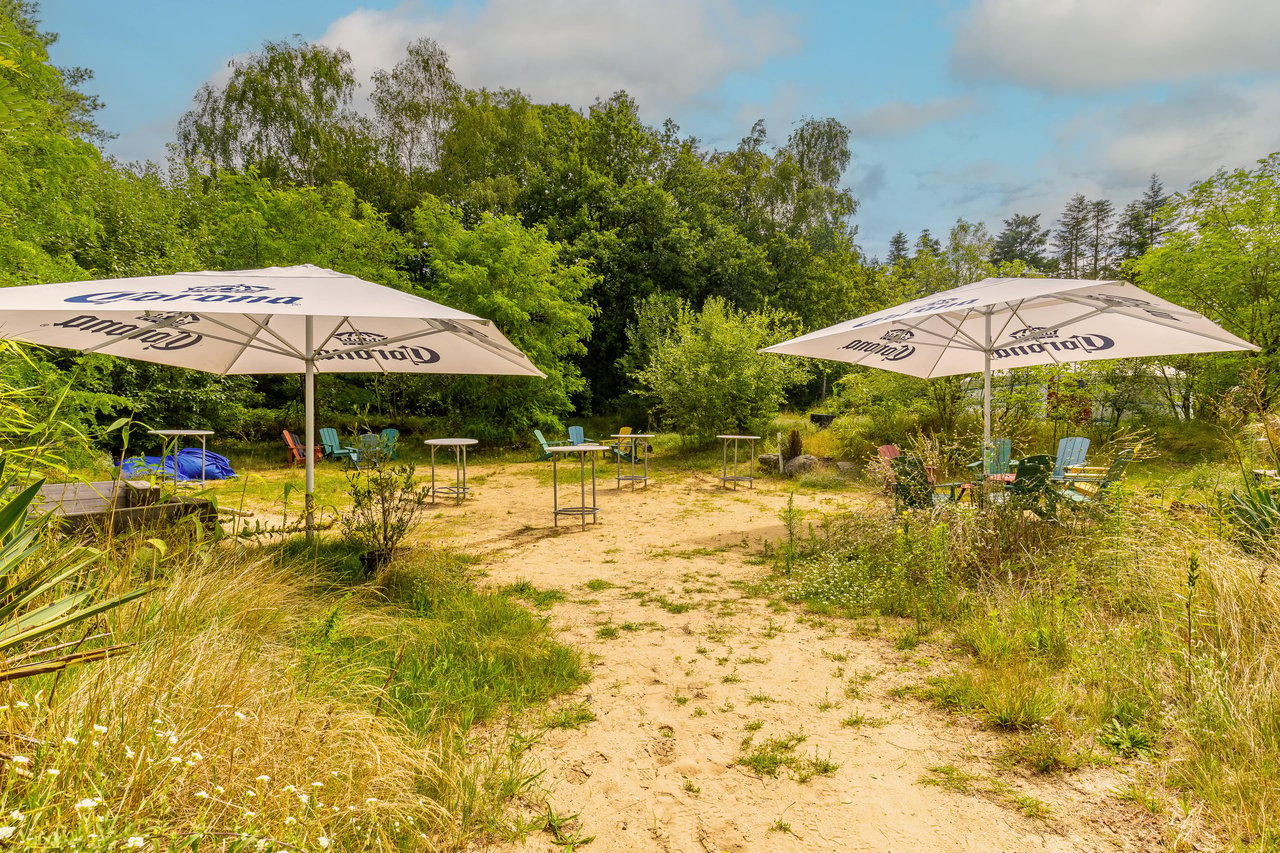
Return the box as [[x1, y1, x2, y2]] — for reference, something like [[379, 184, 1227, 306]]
[[318, 838, 330, 849], [62, 736, 78, 746], [283, 816, 296, 825], [255, 774, 270, 783], [0, 828, 15, 841], [193, 791, 208, 799], [73, 798, 101, 810], [92, 725, 107, 734], [10, 756, 28, 765], [126, 838, 146, 849], [234, 711, 247, 721], [45, 769, 59, 776]]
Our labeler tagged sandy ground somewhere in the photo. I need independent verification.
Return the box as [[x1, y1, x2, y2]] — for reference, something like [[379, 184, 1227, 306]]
[[377, 458, 1168, 853]]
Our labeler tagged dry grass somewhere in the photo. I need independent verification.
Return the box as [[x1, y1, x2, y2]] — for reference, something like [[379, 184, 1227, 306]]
[[0, 539, 581, 850]]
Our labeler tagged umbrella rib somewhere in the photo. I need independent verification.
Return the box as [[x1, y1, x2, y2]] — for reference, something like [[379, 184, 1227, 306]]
[[238, 316, 307, 359], [923, 308, 977, 377], [1053, 295, 1257, 350], [78, 315, 293, 361], [203, 314, 292, 369]]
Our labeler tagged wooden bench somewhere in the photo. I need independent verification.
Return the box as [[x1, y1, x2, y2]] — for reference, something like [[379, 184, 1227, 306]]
[[33, 480, 216, 534]]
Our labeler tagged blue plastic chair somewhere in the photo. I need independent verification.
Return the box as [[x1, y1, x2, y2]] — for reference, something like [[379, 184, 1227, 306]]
[[533, 429, 568, 461], [1051, 437, 1090, 482]]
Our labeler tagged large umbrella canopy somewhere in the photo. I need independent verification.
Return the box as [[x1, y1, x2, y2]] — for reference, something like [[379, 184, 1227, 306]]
[[0, 264, 543, 528], [762, 277, 1257, 445]]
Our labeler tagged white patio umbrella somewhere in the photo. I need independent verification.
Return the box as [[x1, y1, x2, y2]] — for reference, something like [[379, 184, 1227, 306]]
[[762, 277, 1257, 448], [0, 264, 543, 532]]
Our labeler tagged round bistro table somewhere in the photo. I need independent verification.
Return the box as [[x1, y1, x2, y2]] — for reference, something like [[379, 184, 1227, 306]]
[[612, 433, 655, 490], [717, 434, 759, 490], [424, 438, 478, 504], [548, 444, 608, 528]]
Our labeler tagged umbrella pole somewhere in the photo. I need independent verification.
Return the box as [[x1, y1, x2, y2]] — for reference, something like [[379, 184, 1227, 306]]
[[305, 317, 316, 540], [983, 310, 992, 453]]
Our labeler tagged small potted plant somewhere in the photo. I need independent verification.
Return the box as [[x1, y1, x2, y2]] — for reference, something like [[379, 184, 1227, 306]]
[[340, 464, 432, 575]]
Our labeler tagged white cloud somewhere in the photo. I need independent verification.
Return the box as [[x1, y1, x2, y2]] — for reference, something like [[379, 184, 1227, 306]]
[[952, 0, 1280, 92], [1053, 82, 1280, 191], [317, 0, 799, 115], [846, 96, 977, 138]]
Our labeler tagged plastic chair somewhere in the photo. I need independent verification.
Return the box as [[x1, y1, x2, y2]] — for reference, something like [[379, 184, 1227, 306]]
[[968, 438, 1012, 477], [533, 429, 569, 461], [1050, 437, 1090, 482], [319, 427, 358, 465], [380, 427, 399, 460], [281, 430, 320, 467], [352, 433, 383, 470]]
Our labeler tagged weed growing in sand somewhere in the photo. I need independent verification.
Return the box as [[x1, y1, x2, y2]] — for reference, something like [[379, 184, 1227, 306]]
[[721, 672, 743, 684], [595, 625, 620, 640], [501, 580, 568, 609], [816, 690, 838, 712], [747, 694, 774, 705], [737, 732, 839, 781], [540, 805, 594, 851], [840, 713, 888, 728], [682, 779, 701, 794], [921, 764, 978, 794], [584, 579, 614, 591], [691, 708, 707, 717], [1113, 781, 1163, 814], [769, 819, 792, 833], [744, 720, 764, 732], [674, 695, 690, 706], [544, 702, 596, 730], [737, 654, 768, 665]]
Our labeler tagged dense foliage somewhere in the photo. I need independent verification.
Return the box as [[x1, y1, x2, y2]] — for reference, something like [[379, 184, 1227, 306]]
[[1, 0, 1277, 448]]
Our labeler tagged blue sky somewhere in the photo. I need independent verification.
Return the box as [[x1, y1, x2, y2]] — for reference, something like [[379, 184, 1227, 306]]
[[39, 0, 1280, 259]]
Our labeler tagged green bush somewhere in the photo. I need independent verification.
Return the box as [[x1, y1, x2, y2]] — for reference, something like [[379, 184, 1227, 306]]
[[632, 297, 807, 440]]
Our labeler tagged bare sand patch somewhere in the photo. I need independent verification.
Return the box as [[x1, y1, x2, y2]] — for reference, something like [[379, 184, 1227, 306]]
[[408, 463, 1165, 853]]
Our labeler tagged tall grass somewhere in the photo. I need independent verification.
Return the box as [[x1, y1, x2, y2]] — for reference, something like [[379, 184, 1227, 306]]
[[777, 490, 1280, 846], [0, 537, 585, 850]]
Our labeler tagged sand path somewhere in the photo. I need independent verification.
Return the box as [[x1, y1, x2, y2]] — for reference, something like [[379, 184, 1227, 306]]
[[408, 460, 1163, 853]]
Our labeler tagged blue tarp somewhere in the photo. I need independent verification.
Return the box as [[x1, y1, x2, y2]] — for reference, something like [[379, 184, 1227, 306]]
[[121, 447, 237, 481]]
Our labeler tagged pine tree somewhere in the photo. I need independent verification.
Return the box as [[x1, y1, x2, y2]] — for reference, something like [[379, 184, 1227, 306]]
[[990, 213, 1049, 269], [1053, 194, 1090, 278], [915, 229, 941, 258], [1115, 174, 1170, 262], [886, 230, 910, 266], [1087, 198, 1114, 278]]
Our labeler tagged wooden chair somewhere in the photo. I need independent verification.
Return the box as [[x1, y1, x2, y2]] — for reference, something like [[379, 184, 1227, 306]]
[[991, 454, 1056, 517], [282, 430, 320, 467]]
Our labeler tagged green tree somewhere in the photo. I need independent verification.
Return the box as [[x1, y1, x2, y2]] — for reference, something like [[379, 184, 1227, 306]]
[[1053, 193, 1090, 278], [408, 197, 597, 438], [1131, 153, 1280, 406], [633, 297, 807, 440], [1087, 198, 1114, 278], [176, 39, 371, 186], [886, 231, 910, 267], [990, 213, 1049, 269], [1115, 174, 1169, 263]]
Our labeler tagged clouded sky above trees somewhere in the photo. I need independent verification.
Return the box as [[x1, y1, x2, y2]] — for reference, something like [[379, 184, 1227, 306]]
[[41, 0, 1280, 257]]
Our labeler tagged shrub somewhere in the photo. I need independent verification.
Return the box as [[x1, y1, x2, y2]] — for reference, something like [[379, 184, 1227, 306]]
[[632, 297, 808, 440]]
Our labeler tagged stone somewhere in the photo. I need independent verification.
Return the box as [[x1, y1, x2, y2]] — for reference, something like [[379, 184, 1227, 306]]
[[758, 453, 780, 468], [835, 461, 858, 473], [783, 454, 819, 477]]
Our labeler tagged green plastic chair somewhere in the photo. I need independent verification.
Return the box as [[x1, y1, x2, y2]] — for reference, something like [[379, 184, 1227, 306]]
[[319, 427, 357, 465], [1059, 448, 1136, 506], [379, 428, 399, 460], [968, 438, 1012, 477], [1050, 437, 1090, 482], [891, 456, 967, 510], [993, 454, 1055, 517], [533, 429, 569, 461]]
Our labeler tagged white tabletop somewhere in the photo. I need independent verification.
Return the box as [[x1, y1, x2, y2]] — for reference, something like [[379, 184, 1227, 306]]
[[424, 438, 478, 446], [547, 444, 609, 453], [149, 429, 215, 436], [717, 434, 760, 440], [611, 433, 655, 439]]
